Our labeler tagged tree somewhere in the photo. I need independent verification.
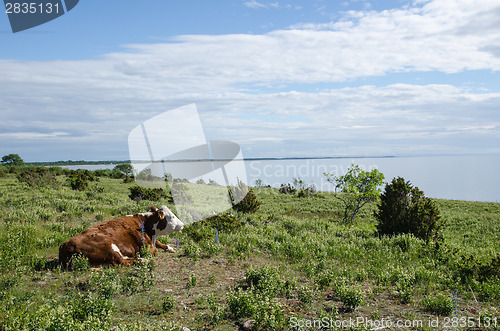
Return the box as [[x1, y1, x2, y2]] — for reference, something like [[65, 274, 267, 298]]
[[375, 177, 444, 242], [113, 164, 134, 178], [324, 164, 385, 224], [1, 154, 24, 165]]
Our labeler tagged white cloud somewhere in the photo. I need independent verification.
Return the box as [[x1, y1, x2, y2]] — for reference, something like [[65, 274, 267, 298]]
[[244, 0, 267, 9], [0, 132, 69, 139]]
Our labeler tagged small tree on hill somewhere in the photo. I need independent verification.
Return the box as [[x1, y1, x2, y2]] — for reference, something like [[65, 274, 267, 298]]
[[113, 164, 134, 182], [1, 154, 24, 166], [325, 164, 385, 224], [375, 177, 444, 242]]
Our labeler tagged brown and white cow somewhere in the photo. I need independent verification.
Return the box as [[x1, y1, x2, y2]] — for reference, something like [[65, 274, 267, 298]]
[[59, 205, 184, 268]]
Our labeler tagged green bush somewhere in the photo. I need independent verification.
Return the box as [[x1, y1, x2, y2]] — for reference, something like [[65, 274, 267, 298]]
[[230, 181, 260, 213], [72, 292, 114, 323], [128, 185, 170, 202], [184, 214, 243, 243], [186, 273, 197, 289], [67, 173, 90, 191], [245, 265, 281, 297], [226, 286, 286, 329], [233, 189, 260, 213], [422, 293, 454, 315], [297, 284, 314, 305], [335, 280, 364, 311], [375, 177, 444, 242], [279, 183, 296, 195], [16, 167, 59, 188], [456, 254, 500, 283], [226, 287, 258, 319], [253, 296, 286, 330], [203, 214, 244, 232]]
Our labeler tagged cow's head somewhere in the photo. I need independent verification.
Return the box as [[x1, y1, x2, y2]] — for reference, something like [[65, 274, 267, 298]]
[[150, 205, 184, 234]]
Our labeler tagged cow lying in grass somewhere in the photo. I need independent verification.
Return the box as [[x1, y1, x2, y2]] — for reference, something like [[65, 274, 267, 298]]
[[59, 206, 184, 269]]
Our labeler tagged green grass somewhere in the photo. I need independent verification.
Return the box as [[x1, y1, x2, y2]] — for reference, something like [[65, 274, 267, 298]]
[[0, 172, 499, 330]]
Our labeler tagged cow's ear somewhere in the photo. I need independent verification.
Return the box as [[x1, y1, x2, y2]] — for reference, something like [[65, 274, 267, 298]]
[[157, 209, 165, 219], [150, 206, 158, 212]]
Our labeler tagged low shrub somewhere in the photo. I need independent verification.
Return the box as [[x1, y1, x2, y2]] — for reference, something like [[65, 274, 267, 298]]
[[279, 183, 296, 195], [203, 214, 244, 232], [422, 293, 454, 315], [226, 287, 258, 319], [233, 189, 261, 213], [67, 173, 89, 191], [297, 284, 315, 305], [230, 180, 260, 213], [334, 280, 364, 311], [186, 273, 197, 289], [183, 241, 201, 260], [245, 265, 281, 297], [184, 214, 243, 243], [16, 167, 59, 188], [128, 185, 170, 203], [72, 292, 114, 323], [456, 255, 500, 283]]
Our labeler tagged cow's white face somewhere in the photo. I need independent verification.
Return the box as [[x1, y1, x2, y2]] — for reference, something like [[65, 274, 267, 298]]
[[160, 205, 184, 233]]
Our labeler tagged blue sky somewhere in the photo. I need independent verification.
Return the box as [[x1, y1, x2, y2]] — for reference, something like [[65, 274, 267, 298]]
[[1, 0, 500, 161]]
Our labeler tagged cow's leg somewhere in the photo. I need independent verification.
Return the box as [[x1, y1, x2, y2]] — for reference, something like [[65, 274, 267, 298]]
[[155, 240, 176, 253], [110, 243, 135, 266]]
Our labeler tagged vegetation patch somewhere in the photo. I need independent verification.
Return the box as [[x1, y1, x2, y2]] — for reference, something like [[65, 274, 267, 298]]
[[0, 162, 499, 330]]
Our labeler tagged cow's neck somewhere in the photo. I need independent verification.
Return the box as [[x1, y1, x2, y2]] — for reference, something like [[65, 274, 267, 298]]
[[139, 214, 161, 245]]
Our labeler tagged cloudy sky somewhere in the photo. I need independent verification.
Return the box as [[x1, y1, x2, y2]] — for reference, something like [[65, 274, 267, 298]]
[[1, 0, 499, 162]]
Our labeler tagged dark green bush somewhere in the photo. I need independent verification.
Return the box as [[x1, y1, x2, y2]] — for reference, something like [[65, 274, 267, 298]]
[[297, 186, 316, 198], [228, 180, 260, 213], [375, 177, 444, 242], [229, 181, 260, 214], [16, 167, 59, 188], [128, 185, 170, 202], [67, 173, 89, 191], [65, 169, 98, 182], [233, 189, 260, 213], [279, 183, 296, 195], [456, 254, 500, 283]]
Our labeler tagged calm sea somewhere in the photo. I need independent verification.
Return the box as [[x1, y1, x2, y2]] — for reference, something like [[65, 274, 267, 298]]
[[67, 154, 500, 202], [245, 154, 500, 202]]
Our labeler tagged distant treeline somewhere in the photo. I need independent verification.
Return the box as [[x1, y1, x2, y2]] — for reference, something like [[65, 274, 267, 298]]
[[25, 160, 131, 167]]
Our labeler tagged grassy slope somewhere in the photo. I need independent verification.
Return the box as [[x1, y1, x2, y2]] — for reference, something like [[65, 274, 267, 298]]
[[0, 174, 499, 330]]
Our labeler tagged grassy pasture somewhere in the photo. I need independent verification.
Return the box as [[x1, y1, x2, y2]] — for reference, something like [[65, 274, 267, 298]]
[[0, 171, 499, 330]]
